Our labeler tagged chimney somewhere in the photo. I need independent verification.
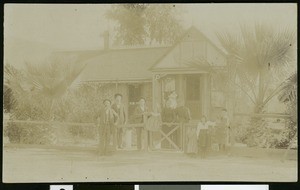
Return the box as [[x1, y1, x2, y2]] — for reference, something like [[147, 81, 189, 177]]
[[103, 30, 109, 50]]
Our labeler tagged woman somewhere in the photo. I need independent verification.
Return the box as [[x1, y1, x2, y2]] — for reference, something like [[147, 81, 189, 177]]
[[145, 103, 162, 149], [95, 99, 119, 156], [197, 116, 216, 158], [216, 109, 229, 153]]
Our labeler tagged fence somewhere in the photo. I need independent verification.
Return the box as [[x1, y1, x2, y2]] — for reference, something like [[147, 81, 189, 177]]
[[3, 113, 297, 161], [3, 118, 188, 153]]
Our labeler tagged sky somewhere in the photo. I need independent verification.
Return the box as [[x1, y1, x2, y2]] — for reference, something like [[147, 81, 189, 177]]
[[4, 3, 297, 50]]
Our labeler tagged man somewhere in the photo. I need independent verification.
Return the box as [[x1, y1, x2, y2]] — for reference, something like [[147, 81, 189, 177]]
[[112, 93, 127, 149], [95, 99, 119, 155], [131, 97, 149, 151]]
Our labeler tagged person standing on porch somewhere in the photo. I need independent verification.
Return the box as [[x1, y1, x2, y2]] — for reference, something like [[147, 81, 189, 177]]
[[112, 93, 128, 149], [131, 97, 150, 151], [95, 99, 119, 156]]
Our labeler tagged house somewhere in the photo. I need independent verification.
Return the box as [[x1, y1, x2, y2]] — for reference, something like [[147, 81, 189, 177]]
[[57, 26, 229, 120]]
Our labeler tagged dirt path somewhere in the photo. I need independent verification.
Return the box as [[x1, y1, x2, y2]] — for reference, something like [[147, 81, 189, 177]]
[[3, 147, 297, 182]]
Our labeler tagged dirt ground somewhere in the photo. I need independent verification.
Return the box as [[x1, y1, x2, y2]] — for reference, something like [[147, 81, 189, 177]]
[[3, 147, 297, 182]]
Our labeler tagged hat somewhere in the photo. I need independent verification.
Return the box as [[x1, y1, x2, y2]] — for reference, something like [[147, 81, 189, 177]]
[[114, 93, 123, 98], [103, 99, 111, 104]]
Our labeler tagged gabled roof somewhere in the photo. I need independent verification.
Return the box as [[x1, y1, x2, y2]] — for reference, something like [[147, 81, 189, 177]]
[[57, 26, 227, 83], [149, 26, 228, 71], [77, 46, 170, 83]]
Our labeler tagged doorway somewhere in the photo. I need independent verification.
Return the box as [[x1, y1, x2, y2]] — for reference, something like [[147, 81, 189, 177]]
[[128, 84, 142, 117], [185, 75, 202, 119]]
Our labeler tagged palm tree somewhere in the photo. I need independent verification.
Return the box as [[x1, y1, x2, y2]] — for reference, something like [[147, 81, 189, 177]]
[[216, 23, 296, 114], [5, 55, 86, 121], [278, 73, 297, 160]]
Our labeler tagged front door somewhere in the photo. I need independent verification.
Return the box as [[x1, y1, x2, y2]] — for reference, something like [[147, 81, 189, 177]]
[[185, 75, 202, 119], [128, 84, 142, 117]]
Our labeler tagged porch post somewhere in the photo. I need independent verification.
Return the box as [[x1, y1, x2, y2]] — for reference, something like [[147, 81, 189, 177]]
[[152, 74, 161, 110], [201, 74, 209, 118], [151, 74, 159, 150]]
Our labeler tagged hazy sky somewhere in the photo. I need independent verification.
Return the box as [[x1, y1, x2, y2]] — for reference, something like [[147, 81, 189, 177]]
[[4, 3, 297, 50]]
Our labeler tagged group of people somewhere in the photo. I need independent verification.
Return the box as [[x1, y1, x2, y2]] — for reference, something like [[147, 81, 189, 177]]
[[95, 92, 230, 157], [95, 93, 153, 155], [186, 109, 230, 159]]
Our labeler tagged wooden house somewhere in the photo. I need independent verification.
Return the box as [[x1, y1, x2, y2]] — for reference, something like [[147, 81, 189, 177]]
[[58, 26, 228, 120]]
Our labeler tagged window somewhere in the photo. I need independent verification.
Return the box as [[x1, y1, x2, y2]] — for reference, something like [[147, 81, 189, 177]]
[[128, 84, 141, 103]]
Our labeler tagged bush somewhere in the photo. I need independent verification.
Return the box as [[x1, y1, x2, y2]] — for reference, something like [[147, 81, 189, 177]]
[[5, 122, 57, 145], [233, 117, 296, 149]]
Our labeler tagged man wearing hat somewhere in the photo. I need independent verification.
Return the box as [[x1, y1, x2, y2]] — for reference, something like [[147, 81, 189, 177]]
[[95, 99, 119, 155], [112, 93, 128, 149]]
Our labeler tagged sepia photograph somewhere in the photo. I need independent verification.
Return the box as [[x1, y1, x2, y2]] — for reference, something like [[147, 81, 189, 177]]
[[3, 3, 297, 182]]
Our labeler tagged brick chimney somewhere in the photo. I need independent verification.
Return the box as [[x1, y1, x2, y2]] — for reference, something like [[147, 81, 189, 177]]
[[103, 30, 109, 50]]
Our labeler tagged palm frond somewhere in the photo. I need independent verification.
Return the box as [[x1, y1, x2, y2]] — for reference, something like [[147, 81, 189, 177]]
[[278, 73, 297, 103]]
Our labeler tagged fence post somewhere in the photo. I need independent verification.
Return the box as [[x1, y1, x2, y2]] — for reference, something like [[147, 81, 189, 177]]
[[182, 123, 186, 153], [143, 114, 148, 152]]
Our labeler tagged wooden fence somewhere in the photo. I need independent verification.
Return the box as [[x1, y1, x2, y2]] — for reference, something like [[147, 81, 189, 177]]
[[3, 119, 186, 152]]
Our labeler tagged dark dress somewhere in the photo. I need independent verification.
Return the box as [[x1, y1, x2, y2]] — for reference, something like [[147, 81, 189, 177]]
[[161, 107, 177, 149], [175, 106, 191, 149], [95, 108, 119, 155], [199, 129, 210, 147], [186, 126, 198, 154]]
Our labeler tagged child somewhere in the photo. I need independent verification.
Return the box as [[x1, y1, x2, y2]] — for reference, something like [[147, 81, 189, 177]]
[[197, 116, 216, 158], [186, 124, 198, 158]]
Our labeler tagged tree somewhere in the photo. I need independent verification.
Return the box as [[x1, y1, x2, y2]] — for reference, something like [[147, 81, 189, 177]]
[[278, 72, 297, 124], [214, 24, 296, 147], [278, 73, 297, 151], [217, 23, 296, 114], [105, 4, 184, 46], [4, 55, 86, 121]]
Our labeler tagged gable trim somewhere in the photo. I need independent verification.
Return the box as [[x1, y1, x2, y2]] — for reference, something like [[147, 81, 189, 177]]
[[148, 26, 228, 71]]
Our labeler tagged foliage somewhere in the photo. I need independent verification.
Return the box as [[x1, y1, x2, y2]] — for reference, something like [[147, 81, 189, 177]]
[[105, 4, 184, 46], [4, 122, 56, 145], [215, 24, 296, 147], [3, 85, 13, 113], [4, 56, 86, 144], [233, 118, 295, 148], [217, 23, 296, 113], [5, 55, 86, 121], [64, 83, 116, 139]]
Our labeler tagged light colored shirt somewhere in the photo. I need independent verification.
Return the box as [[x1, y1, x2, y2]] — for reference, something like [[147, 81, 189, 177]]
[[197, 121, 216, 137]]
